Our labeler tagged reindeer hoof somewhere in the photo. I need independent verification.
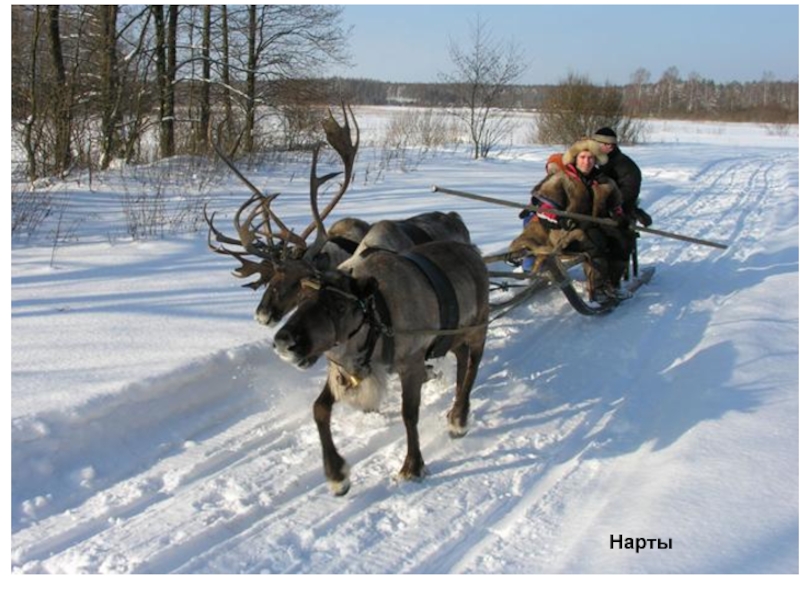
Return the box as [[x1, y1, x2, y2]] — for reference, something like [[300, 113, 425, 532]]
[[396, 463, 429, 482], [447, 409, 469, 438], [448, 423, 469, 438], [329, 478, 350, 496], [327, 463, 351, 496]]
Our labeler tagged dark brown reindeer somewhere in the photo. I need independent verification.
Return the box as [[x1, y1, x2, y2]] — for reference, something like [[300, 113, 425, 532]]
[[256, 210, 472, 325], [273, 240, 490, 496], [251, 104, 472, 325], [207, 105, 473, 327]]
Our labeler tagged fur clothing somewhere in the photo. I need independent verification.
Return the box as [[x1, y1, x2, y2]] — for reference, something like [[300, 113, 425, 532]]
[[511, 140, 631, 296]]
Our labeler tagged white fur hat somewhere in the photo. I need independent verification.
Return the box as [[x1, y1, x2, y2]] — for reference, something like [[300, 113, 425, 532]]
[[562, 138, 608, 166]]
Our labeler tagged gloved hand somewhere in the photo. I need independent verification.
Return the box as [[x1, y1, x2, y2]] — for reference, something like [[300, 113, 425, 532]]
[[635, 207, 653, 227], [616, 215, 632, 230], [609, 205, 630, 229]]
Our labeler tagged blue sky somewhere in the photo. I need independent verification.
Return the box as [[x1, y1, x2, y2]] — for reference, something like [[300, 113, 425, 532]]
[[331, 4, 799, 85]]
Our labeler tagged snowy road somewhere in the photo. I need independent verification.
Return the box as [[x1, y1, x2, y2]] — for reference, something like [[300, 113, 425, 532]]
[[11, 120, 798, 575]]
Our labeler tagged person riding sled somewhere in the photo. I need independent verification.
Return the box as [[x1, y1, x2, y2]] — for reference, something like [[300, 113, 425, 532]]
[[591, 127, 652, 227], [511, 138, 631, 302], [592, 126, 653, 279]]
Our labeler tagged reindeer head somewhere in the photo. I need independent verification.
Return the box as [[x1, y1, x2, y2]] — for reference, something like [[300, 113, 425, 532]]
[[206, 104, 361, 326], [254, 258, 318, 326], [272, 271, 375, 369]]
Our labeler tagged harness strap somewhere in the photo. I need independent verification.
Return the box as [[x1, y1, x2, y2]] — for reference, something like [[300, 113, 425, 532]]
[[399, 251, 459, 359], [371, 288, 395, 365]]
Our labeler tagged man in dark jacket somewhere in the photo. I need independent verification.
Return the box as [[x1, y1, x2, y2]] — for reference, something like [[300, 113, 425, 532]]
[[591, 127, 652, 291], [592, 127, 652, 227]]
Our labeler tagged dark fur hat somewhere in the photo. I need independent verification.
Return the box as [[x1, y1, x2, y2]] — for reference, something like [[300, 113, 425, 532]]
[[592, 127, 618, 145]]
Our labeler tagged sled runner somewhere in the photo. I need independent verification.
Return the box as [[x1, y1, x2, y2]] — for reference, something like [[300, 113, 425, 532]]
[[485, 249, 655, 318]]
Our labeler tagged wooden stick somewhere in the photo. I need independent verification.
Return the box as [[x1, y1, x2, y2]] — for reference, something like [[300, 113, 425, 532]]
[[431, 185, 729, 250]]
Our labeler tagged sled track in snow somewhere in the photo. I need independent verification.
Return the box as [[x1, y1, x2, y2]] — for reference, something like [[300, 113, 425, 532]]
[[13, 294, 647, 573], [12, 341, 318, 571], [649, 153, 789, 261], [12, 152, 797, 573]]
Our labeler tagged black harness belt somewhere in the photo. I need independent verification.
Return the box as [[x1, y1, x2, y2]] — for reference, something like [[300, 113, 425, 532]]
[[399, 251, 460, 359]]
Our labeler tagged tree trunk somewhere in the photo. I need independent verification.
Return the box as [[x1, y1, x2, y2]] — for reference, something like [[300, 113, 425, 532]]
[[47, 5, 72, 175], [197, 5, 211, 151], [23, 7, 43, 180], [99, 5, 120, 170], [153, 5, 176, 159], [244, 5, 257, 154], [220, 6, 234, 149]]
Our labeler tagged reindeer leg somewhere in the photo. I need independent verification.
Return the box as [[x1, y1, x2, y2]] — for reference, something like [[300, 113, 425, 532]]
[[447, 338, 485, 438], [313, 381, 350, 496], [397, 361, 428, 481]]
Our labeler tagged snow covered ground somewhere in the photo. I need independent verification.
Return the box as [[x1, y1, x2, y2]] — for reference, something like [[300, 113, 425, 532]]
[[9, 111, 798, 585]]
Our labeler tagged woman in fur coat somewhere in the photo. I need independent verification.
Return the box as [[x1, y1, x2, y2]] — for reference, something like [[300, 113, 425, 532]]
[[511, 138, 632, 301]]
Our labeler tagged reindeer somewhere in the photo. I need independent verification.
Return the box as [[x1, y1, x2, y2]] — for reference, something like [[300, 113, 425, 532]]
[[273, 240, 490, 496], [206, 104, 472, 327], [255, 210, 471, 325]]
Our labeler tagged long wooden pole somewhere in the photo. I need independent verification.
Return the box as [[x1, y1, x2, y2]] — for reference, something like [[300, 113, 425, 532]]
[[431, 185, 729, 250]]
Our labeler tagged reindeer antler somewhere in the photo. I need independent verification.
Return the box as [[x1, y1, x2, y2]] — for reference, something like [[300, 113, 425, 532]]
[[302, 103, 360, 239], [207, 107, 360, 285], [211, 123, 308, 251], [302, 103, 360, 256], [204, 201, 276, 290]]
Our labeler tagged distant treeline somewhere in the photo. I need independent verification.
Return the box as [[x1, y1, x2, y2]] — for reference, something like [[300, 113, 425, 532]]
[[12, 4, 796, 181], [327, 75, 799, 124]]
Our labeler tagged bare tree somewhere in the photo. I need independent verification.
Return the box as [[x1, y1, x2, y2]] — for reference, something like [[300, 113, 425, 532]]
[[219, 6, 234, 146], [657, 66, 681, 116], [628, 67, 651, 116], [536, 73, 643, 145], [229, 5, 350, 154], [17, 6, 44, 180], [441, 16, 526, 159], [197, 5, 212, 150], [115, 6, 156, 165], [243, 5, 258, 153]]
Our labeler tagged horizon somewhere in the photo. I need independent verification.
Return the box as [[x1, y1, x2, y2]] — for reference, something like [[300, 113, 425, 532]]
[[331, 4, 799, 86]]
